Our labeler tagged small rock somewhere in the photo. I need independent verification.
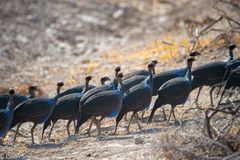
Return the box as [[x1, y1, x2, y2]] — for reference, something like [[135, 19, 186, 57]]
[[112, 9, 124, 19], [134, 135, 144, 144], [87, 153, 91, 157]]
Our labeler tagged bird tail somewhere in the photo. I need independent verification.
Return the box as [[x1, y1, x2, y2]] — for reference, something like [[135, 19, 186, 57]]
[[41, 119, 51, 141], [75, 103, 84, 135], [114, 110, 125, 134], [147, 98, 162, 124]]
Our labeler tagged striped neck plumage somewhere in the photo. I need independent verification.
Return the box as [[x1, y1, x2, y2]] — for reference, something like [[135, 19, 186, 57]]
[[55, 85, 63, 100], [117, 75, 124, 93], [146, 66, 153, 84], [186, 61, 193, 81], [29, 89, 36, 98], [82, 80, 89, 94], [7, 94, 14, 110], [229, 49, 234, 61], [114, 67, 121, 89]]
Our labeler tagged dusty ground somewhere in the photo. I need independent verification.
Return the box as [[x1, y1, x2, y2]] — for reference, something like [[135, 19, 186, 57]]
[[0, 0, 240, 159]]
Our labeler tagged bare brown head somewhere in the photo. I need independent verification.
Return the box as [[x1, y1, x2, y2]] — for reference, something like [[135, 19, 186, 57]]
[[229, 44, 237, 50], [189, 51, 201, 57], [28, 84, 37, 98], [57, 81, 64, 87], [115, 66, 121, 73], [9, 88, 15, 95], [85, 75, 92, 81], [148, 62, 156, 74], [29, 84, 37, 91], [151, 60, 158, 65], [115, 66, 121, 79], [56, 81, 64, 96], [100, 76, 111, 85]]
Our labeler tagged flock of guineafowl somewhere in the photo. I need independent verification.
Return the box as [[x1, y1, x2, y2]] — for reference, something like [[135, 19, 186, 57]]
[[0, 44, 239, 145]]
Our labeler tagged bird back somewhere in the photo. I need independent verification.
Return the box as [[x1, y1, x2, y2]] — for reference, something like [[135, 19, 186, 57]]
[[123, 75, 146, 91], [80, 83, 115, 105], [59, 85, 95, 98], [152, 68, 186, 95], [122, 84, 152, 112], [158, 77, 191, 99], [192, 61, 226, 80], [122, 70, 149, 80], [82, 90, 123, 117]]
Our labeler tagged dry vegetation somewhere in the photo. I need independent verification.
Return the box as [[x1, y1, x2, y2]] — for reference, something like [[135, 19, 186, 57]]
[[0, 0, 240, 159]]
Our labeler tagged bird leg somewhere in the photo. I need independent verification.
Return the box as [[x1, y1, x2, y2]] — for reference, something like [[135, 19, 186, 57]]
[[13, 123, 23, 145], [124, 113, 128, 121], [141, 111, 145, 123], [66, 120, 72, 138], [167, 107, 173, 123], [171, 106, 177, 122], [73, 120, 76, 129], [9, 129, 28, 138], [126, 112, 135, 133], [86, 116, 94, 136], [47, 121, 56, 142], [0, 138, 3, 146], [92, 117, 101, 138], [31, 123, 37, 144], [97, 116, 104, 138], [193, 87, 203, 108], [162, 108, 167, 121], [134, 113, 142, 131], [210, 87, 215, 107]]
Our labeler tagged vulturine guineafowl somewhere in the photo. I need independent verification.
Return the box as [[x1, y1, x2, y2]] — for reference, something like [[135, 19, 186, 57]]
[[11, 82, 64, 144], [0, 85, 37, 109], [191, 44, 237, 107], [41, 76, 111, 141], [148, 57, 196, 124], [122, 60, 158, 81], [75, 73, 124, 138], [140, 52, 200, 120], [58, 78, 95, 98], [114, 62, 155, 134], [152, 52, 201, 95], [0, 88, 15, 145]]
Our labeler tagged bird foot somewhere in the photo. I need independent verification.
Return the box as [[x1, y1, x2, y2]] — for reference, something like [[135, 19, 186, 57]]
[[48, 139, 55, 142], [174, 120, 180, 126], [96, 135, 103, 141], [0, 142, 5, 146], [110, 131, 116, 136], [125, 128, 130, 134], [85, 131, 91, 137], [163, 117, 167, 121]]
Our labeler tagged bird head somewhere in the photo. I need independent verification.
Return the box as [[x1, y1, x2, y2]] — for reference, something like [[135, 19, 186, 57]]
[[100, 76, 111, 85], [115, 66, 121, 79], [9, 88, 15, 95], [56, 81, 64, 96], [29, 84, 38, 91], [85, 75, 92, 81], [115, 66, 121, 73], [148, 62, 156, 74], [151, 60, 158, 65], [57, 81, 64, 87], [148, 62, 156, 69], [189, 51, 201, 57], [229, 44, 237, 50]]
